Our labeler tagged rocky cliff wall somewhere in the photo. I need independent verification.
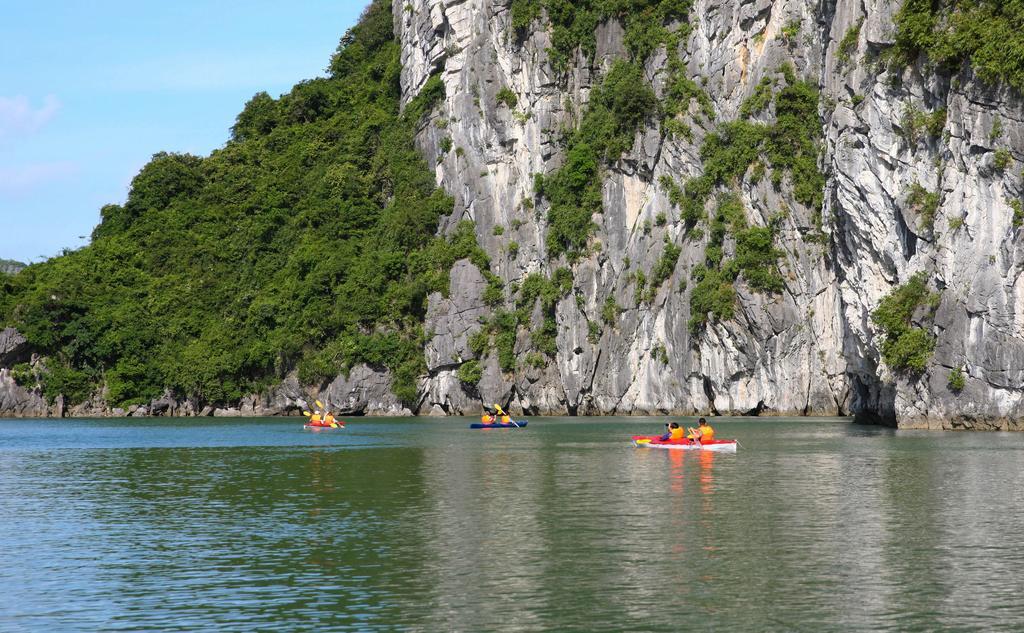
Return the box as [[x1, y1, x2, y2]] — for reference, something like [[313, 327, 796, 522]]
[[394, 0, 1024, 429], [0, 259, 26, 276]]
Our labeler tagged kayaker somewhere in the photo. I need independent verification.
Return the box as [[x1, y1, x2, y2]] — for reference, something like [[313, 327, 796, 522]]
[[481, 407, 495, 424], [310, 412, 323, 425], [494, 403, 511, 425], [660, 422, 685, 441], [687, 417, 715, 443], [323, 412, 337, 426]]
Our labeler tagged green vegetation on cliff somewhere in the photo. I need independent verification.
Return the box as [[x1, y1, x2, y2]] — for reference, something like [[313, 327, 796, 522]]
[[657, 67, 820, 332], [663, 67, 824, 232], [470, 268, 573, 371], [906, 182, 940, 230], [0, 0, 463, 407], [512, 0, 693, 68], [872, 272, 940, 373], [538, 59, 657, 260], [893, 0, 1024, 92], [688, 194, 784, 332], [947, 367, 966, 391], [521, 0, 697, 261]]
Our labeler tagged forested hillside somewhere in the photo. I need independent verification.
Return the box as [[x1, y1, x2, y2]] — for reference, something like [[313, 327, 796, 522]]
[[0, 0, 472, 408]]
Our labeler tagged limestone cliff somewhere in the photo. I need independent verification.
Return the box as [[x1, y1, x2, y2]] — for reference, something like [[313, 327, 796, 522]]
[[396, 0, 1024, 429], [0, 259, 26, 276]]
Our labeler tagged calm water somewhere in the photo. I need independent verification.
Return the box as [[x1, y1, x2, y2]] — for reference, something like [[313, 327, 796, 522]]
[[1, 417, 1023, 631]]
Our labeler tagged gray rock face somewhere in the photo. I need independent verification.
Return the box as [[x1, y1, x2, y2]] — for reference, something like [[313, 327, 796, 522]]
[[253, 373, 309, 416], [0, 369, 48, 416], [393, 0, 1024, 427], [0, 327, 31, 368], [420, 259, 490, 413], [0, 259, 25, 276], [0, 334, 51, 416], [424, 260, 490, 372], [322, 364, 412, 416]]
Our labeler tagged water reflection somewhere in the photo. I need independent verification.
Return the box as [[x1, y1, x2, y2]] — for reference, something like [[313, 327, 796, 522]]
[[2, 418, 1024, 631]]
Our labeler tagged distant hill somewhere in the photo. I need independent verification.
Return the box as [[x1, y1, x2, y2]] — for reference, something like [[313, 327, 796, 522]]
[[0, 259, 26, 275]]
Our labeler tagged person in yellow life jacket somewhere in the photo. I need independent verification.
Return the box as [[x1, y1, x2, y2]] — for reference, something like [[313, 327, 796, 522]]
[[310, 412, 322, 425], [687, 417, 715, 443], [323, 412, 338, 427], [660, 422, 685, 441]]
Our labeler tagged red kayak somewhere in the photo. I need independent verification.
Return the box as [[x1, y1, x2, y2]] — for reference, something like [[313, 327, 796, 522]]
[[304, 421, 344, 429], [631, 435, 737, 452]]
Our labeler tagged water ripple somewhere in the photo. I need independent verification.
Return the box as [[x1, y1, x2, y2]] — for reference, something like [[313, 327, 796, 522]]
[[1, 417, 1023, 631]]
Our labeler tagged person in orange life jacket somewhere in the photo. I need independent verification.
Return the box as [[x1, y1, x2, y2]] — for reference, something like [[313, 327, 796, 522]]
[[687, 417, 715, 443], [660, 422, 685, 441], [481, 406, 496, 424], [323, 412, 338, 426]]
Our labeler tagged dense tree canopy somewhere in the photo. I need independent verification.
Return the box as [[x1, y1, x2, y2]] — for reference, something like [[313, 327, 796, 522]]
[[893, 0, 1024, 93], [0, 0, 465, 407]]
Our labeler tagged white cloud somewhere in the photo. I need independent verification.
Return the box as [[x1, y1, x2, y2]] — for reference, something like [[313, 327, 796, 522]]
[[0, 161, 79, 195], [0, 95, 61, 141]]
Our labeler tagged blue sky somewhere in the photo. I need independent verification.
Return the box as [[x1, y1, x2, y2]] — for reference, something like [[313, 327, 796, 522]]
[[0, 1, 367, 263]]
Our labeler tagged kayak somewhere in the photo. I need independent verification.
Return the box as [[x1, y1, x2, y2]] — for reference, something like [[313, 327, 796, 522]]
[[470, 420, 528, 429], [304, 422, 344, 429], [631, 435, 737, 452]]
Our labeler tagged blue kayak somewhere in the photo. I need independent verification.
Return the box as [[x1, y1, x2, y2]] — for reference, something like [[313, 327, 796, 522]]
[[470, 420, 528, 429]]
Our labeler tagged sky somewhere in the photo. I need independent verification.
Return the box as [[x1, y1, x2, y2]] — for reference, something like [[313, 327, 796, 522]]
[[0, 1, 368, 264]]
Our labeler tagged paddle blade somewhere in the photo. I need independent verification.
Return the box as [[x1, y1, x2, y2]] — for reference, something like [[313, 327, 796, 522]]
[[636, 438, 651, 444], [303, 411, 312, 417], [315, 400, 324, 409]]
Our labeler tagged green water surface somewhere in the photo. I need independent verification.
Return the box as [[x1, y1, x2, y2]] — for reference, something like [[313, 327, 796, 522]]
[[1, 416, 1022, 631]]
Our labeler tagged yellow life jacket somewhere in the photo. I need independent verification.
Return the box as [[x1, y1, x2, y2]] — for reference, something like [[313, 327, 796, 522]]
[[700, 425, 715, 441], [501, 415, 511, 424], [310, 414, 322, 423], [669, 427, 685, 440]]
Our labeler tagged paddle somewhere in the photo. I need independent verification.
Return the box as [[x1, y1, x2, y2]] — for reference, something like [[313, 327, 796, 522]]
[[493, 403, 520, 427]]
